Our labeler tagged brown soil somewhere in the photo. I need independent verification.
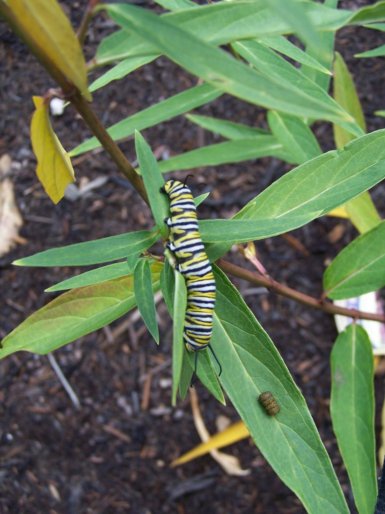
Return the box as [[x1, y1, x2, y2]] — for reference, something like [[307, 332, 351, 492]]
[[1, 2, 385, 513]]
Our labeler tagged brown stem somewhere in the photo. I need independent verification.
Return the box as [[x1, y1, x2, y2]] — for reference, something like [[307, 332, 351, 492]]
[[218, 259, 385, 323], [77, 0, 100, 46], [69, 92, 148, 203]]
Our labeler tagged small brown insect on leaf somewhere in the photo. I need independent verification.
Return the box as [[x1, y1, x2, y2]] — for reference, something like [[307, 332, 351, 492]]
[[258, 391, 280, 416]]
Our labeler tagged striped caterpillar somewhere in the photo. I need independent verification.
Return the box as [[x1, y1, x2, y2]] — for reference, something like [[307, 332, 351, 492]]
[[161, 179, 216, 353]]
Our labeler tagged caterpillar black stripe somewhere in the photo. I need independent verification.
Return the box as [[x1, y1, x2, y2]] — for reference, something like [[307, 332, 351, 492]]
[[161, 179, 216, 353], [258, 391, 280, 416]]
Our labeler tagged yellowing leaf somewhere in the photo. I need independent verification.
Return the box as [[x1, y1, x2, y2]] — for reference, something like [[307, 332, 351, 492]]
[[332, 52, 380, 234], [31, 96, 75, 204], [0, 0, 90, 100], [327, 206, 349, 219], [172, 420, 249, 466]]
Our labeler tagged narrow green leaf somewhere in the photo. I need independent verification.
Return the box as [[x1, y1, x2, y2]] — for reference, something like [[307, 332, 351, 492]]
[[300, 0, 338, 92], [350, 1, 385, 25], [331, 324, 377, 514], [267, 110, 321, 164], [194, 192, 210, 207], [14, 229, 158, 267], [212, 267, 349, 513], [232, 40, 360, 137], [70, 84, 221, 156], [333, 52, 380, 234], [324, 220, 385, 300], [187, 349, 225, 404], [178, 351, 194, 400], [0, 263, 162, 359], [187, 114, 268, 140], [160, 258, 174, 314], [134, 259, 160, 343], [158, 137, 285, 173], [355, 44, 385, 58], [89, 54, 157, 92], [96, 2, 351, 66], [204, 129, 385, 255], [261, 35, 332, 75], [135, 131, 168, 233], [105, 4, 358, 131], [172, 270, 187, 405], [126, 252, 141, 274], [46, 261, 131, 292], [265, 0, 322, 55], [375, 110, 385, 117], [154, 0, 196, 9], [363, 22, 385, 31]]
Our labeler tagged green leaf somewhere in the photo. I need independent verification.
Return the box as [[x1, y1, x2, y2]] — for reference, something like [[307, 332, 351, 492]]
[[212, 267, 348, 513], [261, 35, 332, 75], [232, 40, 360, 137], [300, 0, 338, 92], [178, 351, 194, 400], [333, 52, 380, 234], [187, 349, 225, 404], [154, 0, 196, 9], [126, 252, 141, 274], [46, 261, 132, 292], [105, 4, 358, 131], [158, 137, 285, 174], [134, 131, 168, 233], [160, 258, 174, 314], [0, 263, 162, 359], [350, 1, 385, 25], [265, 0, 322, 55], [194, 192, 210, 207], [187, 114, 268, 140], [355, 43, 385, 58], [70, 84, 221, 156], [267, 110, 321, 164], [14, 229, 158, 267], [363, 22, 385, 31], [324, 220, 385, 300], [134, 259, 160, 343], [236, 130, 385, 224], [204, 129, 385, 255], [89, 54, 157, 92], [172, 270, 187, 405], [330, 324, 377, 514], [96, 2, 351, 66]]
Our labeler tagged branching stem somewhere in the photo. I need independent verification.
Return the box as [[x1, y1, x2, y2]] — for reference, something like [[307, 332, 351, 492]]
[[218, 259, 385, 323]]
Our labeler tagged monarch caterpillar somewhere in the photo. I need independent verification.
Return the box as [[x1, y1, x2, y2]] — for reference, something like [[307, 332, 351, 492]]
[[258, 391, 280, 416], [161, 179, 216, 357]]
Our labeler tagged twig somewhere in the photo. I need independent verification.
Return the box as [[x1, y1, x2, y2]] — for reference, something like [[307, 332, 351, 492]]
[[77, 0, 100, 46], [47, 353, 81, 409], [218, 259, 385, 323]]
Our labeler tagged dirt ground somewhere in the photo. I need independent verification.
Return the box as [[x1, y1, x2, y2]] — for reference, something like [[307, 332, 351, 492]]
[[1, 2, 385, 513]]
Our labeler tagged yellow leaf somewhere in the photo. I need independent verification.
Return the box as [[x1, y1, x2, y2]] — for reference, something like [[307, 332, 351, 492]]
[[0, 0, 90, 100], [171, 420, 249, 466], [31, 96, 75, 204]]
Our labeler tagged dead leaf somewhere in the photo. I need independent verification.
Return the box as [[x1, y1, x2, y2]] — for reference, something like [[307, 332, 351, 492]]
[[171, 388, 250, 476], [0, 154, 24, 257]]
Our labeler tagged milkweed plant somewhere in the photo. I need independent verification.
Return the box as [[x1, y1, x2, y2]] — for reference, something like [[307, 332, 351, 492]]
[[1, 1, 385, 512]]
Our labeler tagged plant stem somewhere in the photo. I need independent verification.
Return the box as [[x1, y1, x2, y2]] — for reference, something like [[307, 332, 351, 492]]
[[77, 0, 100, 46], [70, 92, 148, 203], [218, 259, 385, 323]]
